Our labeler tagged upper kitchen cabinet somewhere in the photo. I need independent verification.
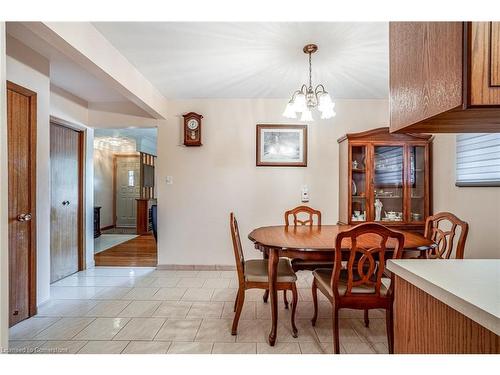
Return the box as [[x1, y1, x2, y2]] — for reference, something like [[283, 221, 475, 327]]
[[469, 22, 500, 105], [390, 22, 500, 133]]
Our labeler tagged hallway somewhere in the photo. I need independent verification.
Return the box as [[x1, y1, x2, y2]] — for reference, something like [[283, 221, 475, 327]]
[[94, 234, 157, 267]]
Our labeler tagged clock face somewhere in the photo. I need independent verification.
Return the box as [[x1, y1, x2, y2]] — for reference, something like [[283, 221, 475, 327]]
[[187, 119, 199, 130]]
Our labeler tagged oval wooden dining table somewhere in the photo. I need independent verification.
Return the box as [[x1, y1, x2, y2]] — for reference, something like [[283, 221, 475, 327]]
[[248, 224, 434, 346]]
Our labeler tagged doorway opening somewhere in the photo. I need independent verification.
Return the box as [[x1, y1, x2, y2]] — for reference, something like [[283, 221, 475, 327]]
[[93, 128, 158, 267]]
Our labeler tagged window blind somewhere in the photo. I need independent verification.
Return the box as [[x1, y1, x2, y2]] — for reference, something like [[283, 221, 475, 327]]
[[456, 133, 500, 186]]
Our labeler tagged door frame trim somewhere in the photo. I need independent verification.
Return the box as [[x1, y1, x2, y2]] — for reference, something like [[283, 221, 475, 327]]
[[7, 81, 37, 320], [113, 153, 140, 228], [49, 117, 86, 272]]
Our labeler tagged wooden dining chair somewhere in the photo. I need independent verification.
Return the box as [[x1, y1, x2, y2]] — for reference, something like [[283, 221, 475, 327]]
[[422, 212, 469, 259], [310, 223, 405, 354], [229, 212, 299, 337], [263, 205, 326, 308], [284, 205, 322, 227]]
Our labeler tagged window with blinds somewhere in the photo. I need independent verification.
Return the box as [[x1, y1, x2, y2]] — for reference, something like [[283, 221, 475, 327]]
[[456, 134, 500, 187]]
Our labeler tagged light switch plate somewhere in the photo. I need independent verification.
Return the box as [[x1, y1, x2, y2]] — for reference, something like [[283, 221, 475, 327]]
[[301, 185, 309, 202], [166, 176, 173, 185]]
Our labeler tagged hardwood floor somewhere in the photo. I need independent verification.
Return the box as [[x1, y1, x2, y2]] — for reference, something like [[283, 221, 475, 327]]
[[94, 234, 157, 267]]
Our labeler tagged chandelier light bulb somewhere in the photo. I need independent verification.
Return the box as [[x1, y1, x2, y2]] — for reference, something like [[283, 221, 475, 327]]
[[282, 101, 297, 119], [300, 109, 313, 122], [294, 92, 307, 113], [318, 92, 333, 110], [320, 107, 336, 119]]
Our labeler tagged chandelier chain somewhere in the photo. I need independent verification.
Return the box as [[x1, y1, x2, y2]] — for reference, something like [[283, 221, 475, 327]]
[[308, 52, 312, 89]]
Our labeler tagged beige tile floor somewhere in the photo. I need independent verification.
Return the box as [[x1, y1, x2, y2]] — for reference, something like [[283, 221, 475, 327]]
[[8, 267, 389, 354]]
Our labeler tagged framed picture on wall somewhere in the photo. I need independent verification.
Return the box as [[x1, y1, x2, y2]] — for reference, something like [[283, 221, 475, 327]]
[[256, 124, 308, 167]]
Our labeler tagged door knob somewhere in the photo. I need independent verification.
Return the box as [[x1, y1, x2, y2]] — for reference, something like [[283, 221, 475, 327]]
[[17, 213, 32, 222], [62, 200, 70, 206]]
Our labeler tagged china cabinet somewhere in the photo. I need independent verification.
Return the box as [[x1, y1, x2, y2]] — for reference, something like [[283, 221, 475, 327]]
[[338, 128, 433, 231]]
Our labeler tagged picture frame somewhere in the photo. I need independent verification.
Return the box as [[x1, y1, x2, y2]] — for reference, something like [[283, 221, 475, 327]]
[[256, 124, 308, 167]]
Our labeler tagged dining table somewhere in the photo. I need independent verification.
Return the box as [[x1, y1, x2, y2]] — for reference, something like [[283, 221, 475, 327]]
[[247, 224, 434, 346]]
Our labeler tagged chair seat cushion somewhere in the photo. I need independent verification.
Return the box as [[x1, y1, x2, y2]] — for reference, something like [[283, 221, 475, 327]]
[[245, 259, 297, 283], [312, 268, 389, 296]]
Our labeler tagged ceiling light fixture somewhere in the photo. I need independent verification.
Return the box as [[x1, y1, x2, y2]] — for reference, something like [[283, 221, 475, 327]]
[[283, 44, 336, 121], [94, 136, 137, 152]]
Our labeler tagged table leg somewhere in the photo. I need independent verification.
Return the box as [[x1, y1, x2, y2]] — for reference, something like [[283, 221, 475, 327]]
[[268, 247, 279, 346], [263, 250, 269, 303]]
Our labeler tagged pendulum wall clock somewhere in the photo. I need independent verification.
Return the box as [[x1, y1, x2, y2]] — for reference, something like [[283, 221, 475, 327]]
[[182, 112, 203, 146]]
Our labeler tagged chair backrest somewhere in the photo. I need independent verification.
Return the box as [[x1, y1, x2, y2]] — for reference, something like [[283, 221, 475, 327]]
[[229, 212, 245, 283], [332, 223, 405, 299], [424, 212, 469, 259], [284, 205, 322, 226]]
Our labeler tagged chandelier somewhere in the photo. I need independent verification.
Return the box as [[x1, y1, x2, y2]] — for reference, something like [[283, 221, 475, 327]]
[[283, 44, 336, 121]]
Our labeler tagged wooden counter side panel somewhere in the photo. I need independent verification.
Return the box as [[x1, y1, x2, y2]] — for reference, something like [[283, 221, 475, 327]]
[[394, 276, 499, 354]]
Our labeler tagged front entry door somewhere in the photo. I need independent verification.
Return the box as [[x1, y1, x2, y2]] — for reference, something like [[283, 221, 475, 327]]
[[115, 156, 140, 227], [50, 123, 82, 283], [7, 82, 37, 327]]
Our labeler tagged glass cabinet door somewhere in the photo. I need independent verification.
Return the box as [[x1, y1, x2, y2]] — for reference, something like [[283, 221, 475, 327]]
[[350, 146, 367, 222], [409, 146, 426, 222], [373, 146, 404, 223]]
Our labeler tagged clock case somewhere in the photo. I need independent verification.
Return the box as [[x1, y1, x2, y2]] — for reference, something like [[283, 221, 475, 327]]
[[182, 112, 203, 147]]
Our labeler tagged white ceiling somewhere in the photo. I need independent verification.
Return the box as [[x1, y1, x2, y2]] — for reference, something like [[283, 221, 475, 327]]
[[93, 22, 389, 99], [7, 22, 127, 102]]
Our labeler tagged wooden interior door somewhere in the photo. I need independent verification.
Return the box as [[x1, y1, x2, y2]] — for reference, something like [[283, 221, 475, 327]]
[[7, 81, 37, 327], [50, 123, 82, 283], [115, 155, 140, 227]]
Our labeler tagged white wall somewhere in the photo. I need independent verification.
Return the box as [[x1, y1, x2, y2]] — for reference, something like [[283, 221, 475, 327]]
[[94, 148, 114, 228], [157, 99, 390, 266], [6, 35, 51, 304], [0, 21, 9, 350], [433, 135, 500, 259]]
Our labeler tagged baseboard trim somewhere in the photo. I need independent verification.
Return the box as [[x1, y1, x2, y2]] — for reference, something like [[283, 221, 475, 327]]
[[100, 224, 115, 231], [156, 264, 236, 271]]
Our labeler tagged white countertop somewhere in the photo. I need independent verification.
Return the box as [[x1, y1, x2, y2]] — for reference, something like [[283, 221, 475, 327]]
[[387, 259, 500, 335]]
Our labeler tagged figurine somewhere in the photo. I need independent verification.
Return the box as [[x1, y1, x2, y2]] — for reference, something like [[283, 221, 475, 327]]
[[374, 199, 383, 221], [352, 160, 358, 169]]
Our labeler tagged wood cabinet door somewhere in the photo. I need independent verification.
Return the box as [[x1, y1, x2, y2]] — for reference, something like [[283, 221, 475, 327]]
[[50, 123, 81, 283], [389, 22, 463, 132], [7, 82, 37, 327], [469, 22, 500, 105]]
